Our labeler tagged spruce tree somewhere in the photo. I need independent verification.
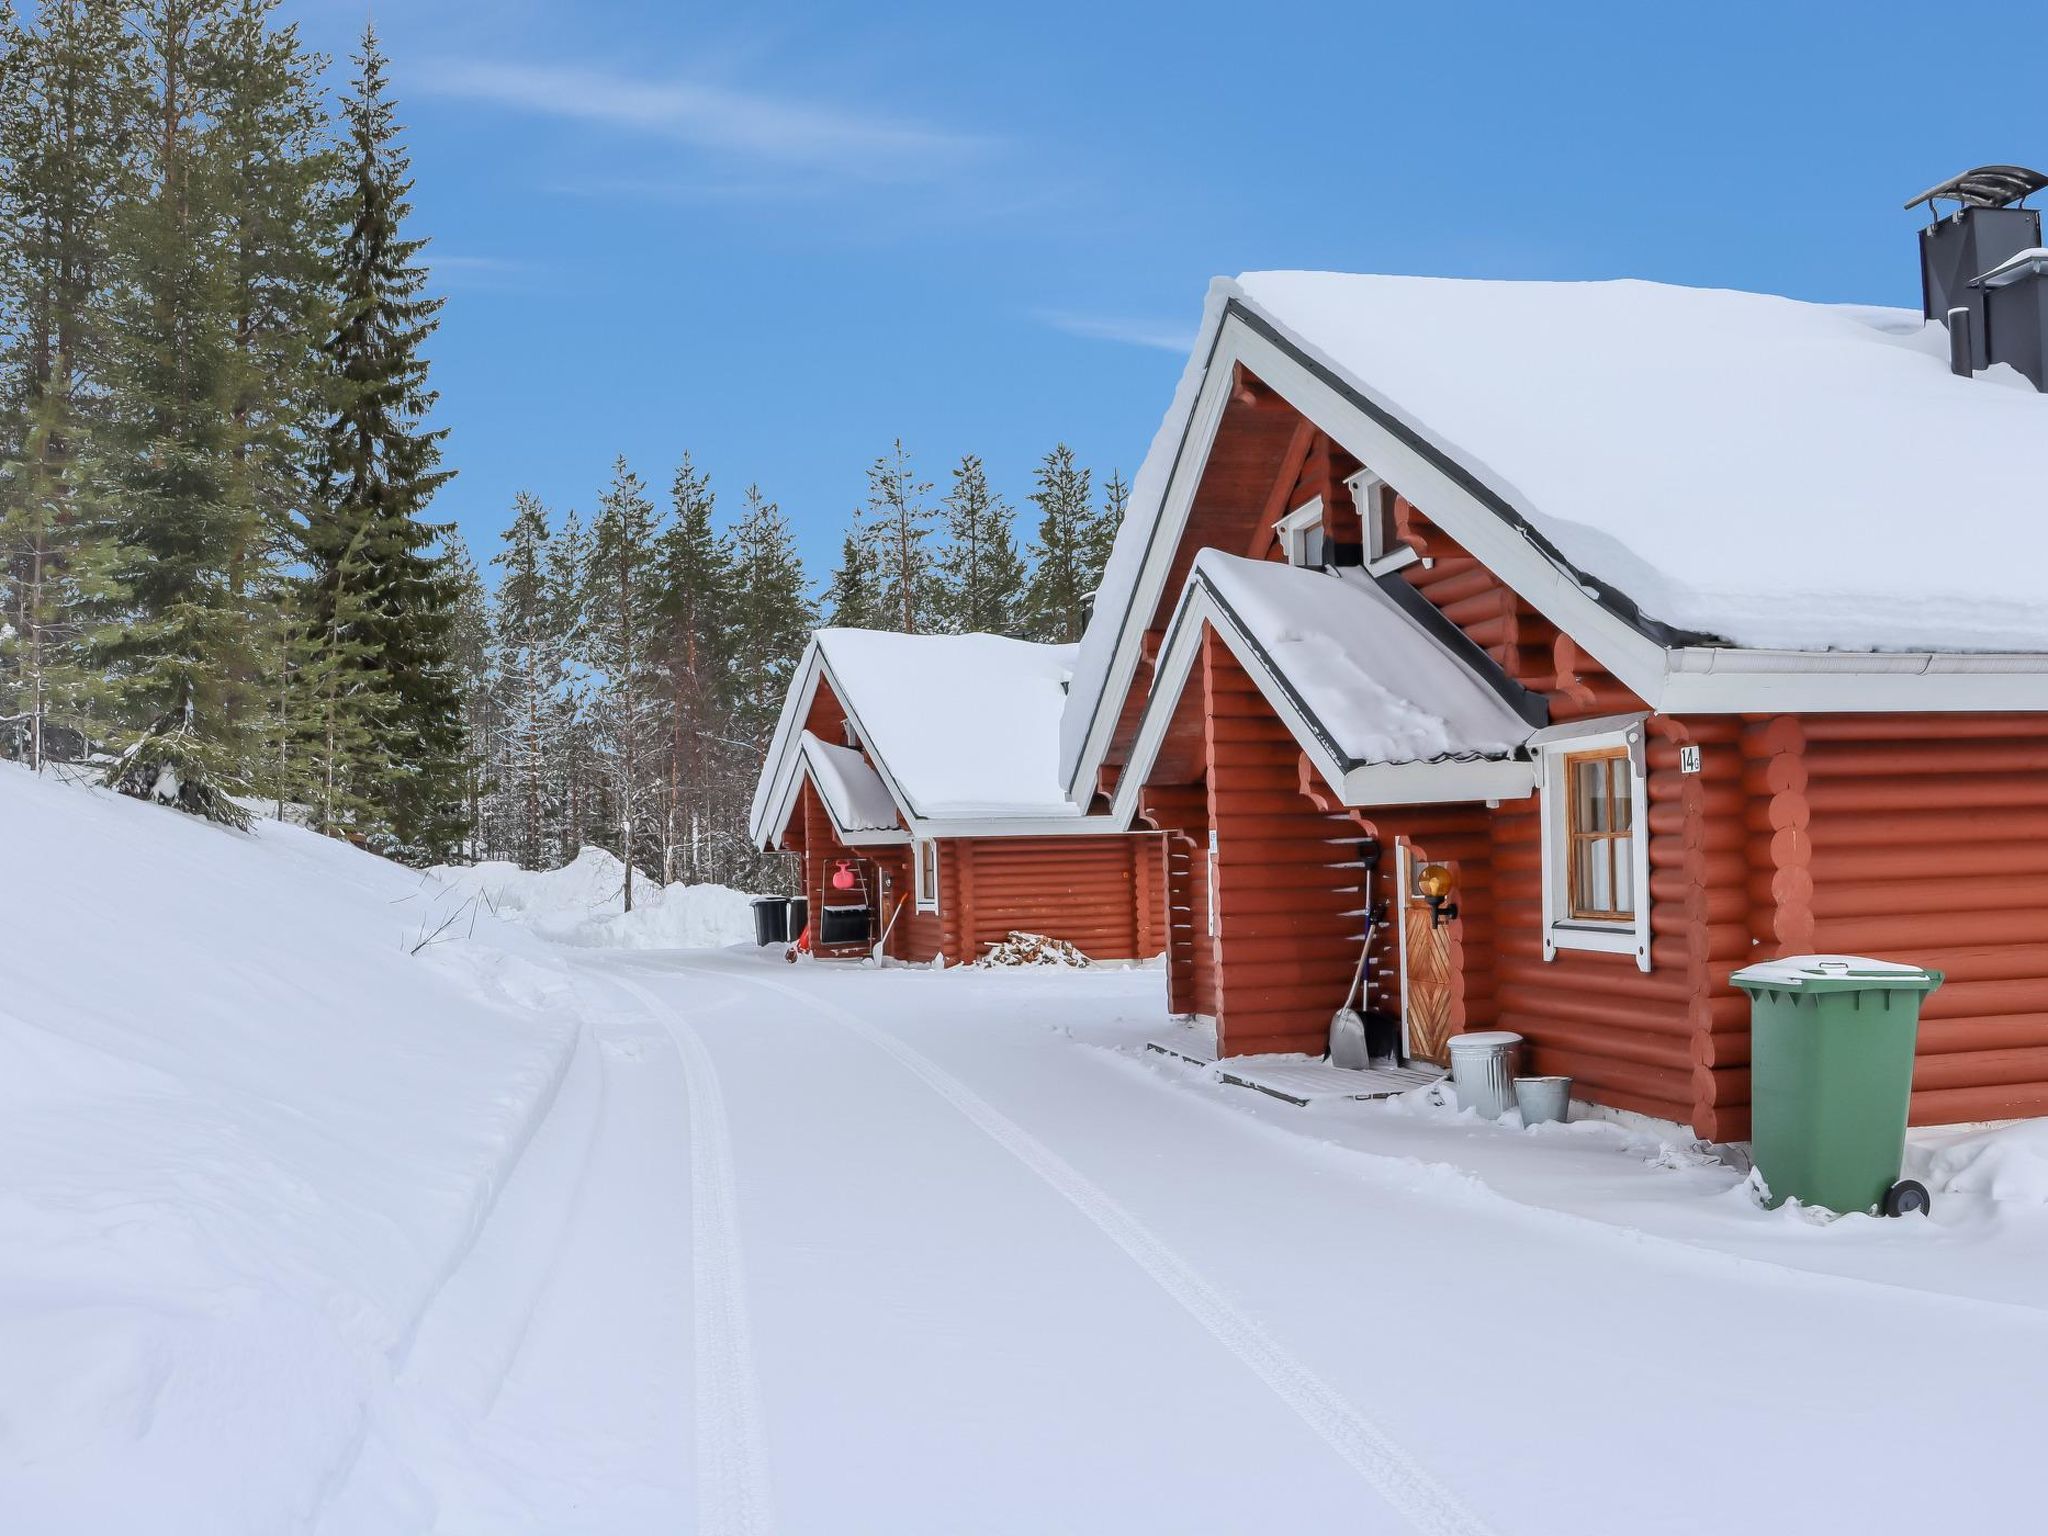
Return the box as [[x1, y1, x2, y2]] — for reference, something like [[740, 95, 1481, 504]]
[[727, 483, 812, 746], [652, 453, 733, 883], [544, 506, 593, 858], [1093, 468, 1129, 588], [1020, 442, 1096, 644], [823, 516, 884, 629], [89, 0, 267, 826], [490, 492, 559, 868], [588, 456, 662, 909], [859, 438, 937, 633], [443, 529, 493, 859], [0, 0, 138, 767], [936, 453, 1025, 635], [304, 24, 464, 860], [211, 0, 331, 740]]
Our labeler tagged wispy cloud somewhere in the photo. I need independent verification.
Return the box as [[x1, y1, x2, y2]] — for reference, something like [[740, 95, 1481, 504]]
[[416, 58, 982, 183], [1036, 309, 1197, 353], [427, 252, 539, 294]]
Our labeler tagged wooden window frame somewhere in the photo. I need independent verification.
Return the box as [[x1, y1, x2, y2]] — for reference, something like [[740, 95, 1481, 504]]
[[914, 838, 941, 913], [1536, 718, 1652, 972], [1563, 747, 1635, 923]]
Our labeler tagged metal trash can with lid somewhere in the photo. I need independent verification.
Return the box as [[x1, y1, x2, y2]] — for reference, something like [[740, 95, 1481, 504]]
[[1731, 955, 1944, 1216], [1447, 1031, 1523, 1120]]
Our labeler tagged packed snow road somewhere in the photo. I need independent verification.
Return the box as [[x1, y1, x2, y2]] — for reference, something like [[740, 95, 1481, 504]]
[[375, 947, 2048, 1536]]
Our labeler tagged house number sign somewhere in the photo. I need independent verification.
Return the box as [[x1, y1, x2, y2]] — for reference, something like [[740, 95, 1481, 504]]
[[1678, 746, 1703, 774]]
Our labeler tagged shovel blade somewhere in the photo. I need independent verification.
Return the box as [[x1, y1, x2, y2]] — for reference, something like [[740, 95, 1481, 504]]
[[1329, 1008, 1371, 1070]]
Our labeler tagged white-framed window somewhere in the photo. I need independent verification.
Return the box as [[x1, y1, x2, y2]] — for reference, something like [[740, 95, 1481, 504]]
[[1345, 468, 1419, 575], [1535, 715, 1652, 972], [914, 837, 941, 912], [1274, 499, 1326, 568]]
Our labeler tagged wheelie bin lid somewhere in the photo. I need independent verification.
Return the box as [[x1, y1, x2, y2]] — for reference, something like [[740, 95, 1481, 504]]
[[1730, 954, 1944, 994]]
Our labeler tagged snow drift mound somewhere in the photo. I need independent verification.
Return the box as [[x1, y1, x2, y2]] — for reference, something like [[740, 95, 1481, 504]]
[[0, 763, 580, 1534], [427, 845, 759, 950]]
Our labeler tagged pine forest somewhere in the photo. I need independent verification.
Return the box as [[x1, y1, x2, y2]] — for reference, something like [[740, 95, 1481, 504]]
[[0, 1, 1122, 893]]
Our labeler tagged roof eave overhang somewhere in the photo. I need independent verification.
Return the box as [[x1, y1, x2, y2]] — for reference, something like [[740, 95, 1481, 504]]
[[1109, 577, 1536, 829]]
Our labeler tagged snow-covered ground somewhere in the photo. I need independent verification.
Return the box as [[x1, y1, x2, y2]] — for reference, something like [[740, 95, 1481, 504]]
[[8, 761, 2048, 1533]]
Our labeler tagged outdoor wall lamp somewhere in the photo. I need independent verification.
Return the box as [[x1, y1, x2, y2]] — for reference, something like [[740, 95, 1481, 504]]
[[1417, 863, 1459, 929]]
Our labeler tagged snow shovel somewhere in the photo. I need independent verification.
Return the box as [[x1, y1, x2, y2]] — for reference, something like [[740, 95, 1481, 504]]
[[1330, 841, 1383, 1069], [1329, 929, 1377, 1069], [873, 894, 910, 964]]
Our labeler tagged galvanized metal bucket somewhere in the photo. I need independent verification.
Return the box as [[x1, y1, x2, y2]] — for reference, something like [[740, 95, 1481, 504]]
[[1515, 1075, 1572, 1126], [1447, 1031, 1523, 1120]]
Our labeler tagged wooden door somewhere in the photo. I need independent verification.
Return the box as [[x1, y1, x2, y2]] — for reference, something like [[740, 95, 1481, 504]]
[[1399, 846, 1455, 1066]]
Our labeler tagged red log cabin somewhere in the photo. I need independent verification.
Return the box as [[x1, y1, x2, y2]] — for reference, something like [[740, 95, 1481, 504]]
[[750, 628, 1163, 965], [1057, 183, 2048, 1141]]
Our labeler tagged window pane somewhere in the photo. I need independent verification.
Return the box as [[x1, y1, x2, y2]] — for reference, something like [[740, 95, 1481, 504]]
[[1611, 760, 1633, 832], [1611, 835, 1634, 913], [1570, 838, 1602, 914], [1574, 758, 1608, 833]]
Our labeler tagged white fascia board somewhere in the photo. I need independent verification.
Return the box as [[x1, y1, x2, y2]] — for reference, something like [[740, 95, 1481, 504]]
[[1337, 758, 1537, 806], [748, 638, 830, 845], [1108, 591, 1212, 830], [756, 743, 806, 850], [1661, 651, 2048, 713], [1218, 314, 1676, 705], [1064, 346, 1237, 802]]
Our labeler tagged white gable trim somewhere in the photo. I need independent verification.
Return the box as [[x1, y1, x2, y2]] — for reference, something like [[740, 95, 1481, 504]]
[[755, 734, 912, 852]]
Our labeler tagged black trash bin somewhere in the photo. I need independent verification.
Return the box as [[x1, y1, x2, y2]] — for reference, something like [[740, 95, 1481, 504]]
[[788, 896, 809, 941], [818, 904, 871, 946], [751, 895, 791, 947]]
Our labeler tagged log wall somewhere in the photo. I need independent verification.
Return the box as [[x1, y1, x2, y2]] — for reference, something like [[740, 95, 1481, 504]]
[[1202, 635, 1371, 1056]]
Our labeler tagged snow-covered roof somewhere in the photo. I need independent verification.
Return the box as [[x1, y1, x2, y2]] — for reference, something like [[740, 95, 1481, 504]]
[[1109, 553, 1539, 817], [1228, 271, 2048, 651], [1193, 553, 1532, 764], [751, 628, 1115, 846], [1061, 270, 2048, 795], [801, 733, 899, 834], [814, 629, 1084, 821]]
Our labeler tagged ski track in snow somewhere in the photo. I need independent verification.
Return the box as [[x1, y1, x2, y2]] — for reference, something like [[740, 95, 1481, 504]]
[[707, 962, 1496, 1536], [607, 974, 777, 1536]]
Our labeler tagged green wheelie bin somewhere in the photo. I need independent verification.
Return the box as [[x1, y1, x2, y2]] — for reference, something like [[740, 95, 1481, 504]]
[[1730, 956, 1944, 1217]]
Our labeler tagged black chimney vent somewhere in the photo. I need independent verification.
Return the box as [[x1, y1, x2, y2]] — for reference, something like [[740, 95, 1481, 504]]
[[1973, 249, 2048, 392], [1905, 165, 2047, 370]]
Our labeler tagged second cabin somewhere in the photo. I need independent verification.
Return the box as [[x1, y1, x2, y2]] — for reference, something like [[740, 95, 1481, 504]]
[[750, 628, 1164, 965]]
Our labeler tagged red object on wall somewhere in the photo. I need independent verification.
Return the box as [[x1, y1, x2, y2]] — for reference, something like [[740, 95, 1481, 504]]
[[830, 859, 855, 891]]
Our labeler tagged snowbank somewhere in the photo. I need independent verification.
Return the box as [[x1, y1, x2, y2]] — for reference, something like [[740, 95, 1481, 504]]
[[427, 845, 759, 950], [1917, 1120, 2048, 1205], [0, 762, 579, 1533]]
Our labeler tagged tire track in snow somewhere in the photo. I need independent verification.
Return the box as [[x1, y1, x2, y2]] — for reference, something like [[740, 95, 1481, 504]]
[[606, 974, 777, 1536], [717, 963, 1496, 1536]]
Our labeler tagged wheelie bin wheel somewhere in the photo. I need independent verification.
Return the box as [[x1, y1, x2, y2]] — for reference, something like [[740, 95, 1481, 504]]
[[1882, 1179, 1931, 1218]]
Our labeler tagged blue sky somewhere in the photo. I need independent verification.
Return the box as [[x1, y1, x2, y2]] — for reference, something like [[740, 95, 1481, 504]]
[[286, 0, 2048, 579]]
